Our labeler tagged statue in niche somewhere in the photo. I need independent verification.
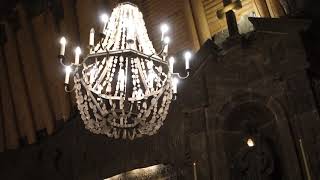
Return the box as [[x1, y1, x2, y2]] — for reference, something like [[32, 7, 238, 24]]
[[231, 136, 279, 180]]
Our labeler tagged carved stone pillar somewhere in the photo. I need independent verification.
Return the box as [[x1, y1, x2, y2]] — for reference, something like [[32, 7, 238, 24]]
[[0, 23, 20, 149], [189, 0, 211, 45], [266, 0, 285, 17], [183, 0, 200, 50], [253, 0, 271, 17]]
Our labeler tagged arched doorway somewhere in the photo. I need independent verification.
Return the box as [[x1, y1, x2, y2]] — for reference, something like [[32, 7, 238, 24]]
[[216, 95, 302, 180], [223, 102, 282, 180]]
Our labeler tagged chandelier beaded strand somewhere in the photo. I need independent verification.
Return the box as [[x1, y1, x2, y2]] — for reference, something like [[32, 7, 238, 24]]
[[58, 2, 192, 140]]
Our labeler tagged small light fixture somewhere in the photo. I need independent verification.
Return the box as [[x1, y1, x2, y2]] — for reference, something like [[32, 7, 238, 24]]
[[184, 51, 192, 71], [89, 28, 95, 48], [100, 13, 109, 23], [59, 37, 67, 56], [160, 24, 169, 41], [60, 37, 67, 45], [75, 46, 82, 54], [247, 138, 255, 147], [161, 24, 169, 33], [64, 66, 72, 84], [172, 77, 179, 94], [74, 47, 82, 65], [100, 13, 109, 34]]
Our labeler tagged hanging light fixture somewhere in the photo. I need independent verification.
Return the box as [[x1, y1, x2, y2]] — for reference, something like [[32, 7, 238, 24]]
[[58, 2, 191, 140]]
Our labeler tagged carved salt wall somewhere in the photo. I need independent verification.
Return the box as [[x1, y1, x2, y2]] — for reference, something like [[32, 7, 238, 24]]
[[180, 18, 320, 179]]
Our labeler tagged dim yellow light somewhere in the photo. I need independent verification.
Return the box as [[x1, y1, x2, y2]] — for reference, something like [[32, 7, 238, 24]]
[[247, 138, 255, 147]]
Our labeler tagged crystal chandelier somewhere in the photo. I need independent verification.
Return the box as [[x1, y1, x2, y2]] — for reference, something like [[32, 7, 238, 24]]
[[58, 2, 191, 140]]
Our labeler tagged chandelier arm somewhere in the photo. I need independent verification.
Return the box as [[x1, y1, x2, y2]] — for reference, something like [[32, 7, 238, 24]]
[[173, 95, 177, 101], [59, 56, 74, 67], [147, 44, 165, 60], [172, 71, 190, 80], [156, 44, 165, 56], [64, 84, 76, 92]]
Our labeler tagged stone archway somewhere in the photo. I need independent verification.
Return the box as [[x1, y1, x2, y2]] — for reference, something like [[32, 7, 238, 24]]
[[215, 92, 302, 180], [222, 102, 282, 180]]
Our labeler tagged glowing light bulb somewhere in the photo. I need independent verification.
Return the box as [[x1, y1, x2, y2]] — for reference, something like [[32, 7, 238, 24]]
[[59, 37, 67, 56], [60, 37, 67, 45], [160, 24, 169, 41], [65, 66, 72, 73], [184, 51, 192, 70], [100, 13, 109, 23], [64, 66, 72, 84], [161, 24, 169, 34], [89, 28, 95, 47], [172, 77, 179, 94], [184, 51, 192, 60], [247, 138, 255, 147], [74, 47, 81, 65], [75, 47, 81, 54], [100, 13, 109, 34]]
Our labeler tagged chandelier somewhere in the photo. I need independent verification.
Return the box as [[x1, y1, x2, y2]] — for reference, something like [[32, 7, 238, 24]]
[[58, 2, 191, 140]]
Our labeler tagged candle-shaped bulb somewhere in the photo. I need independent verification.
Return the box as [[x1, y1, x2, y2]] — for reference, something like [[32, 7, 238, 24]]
[[74, 47, 81, 65], [60, 37, 67, 45], [184, 51, 192, 70], [100, 13, 109, 23], [59, 37, 67, 56], [100, 13, 109, 34], [163, 36, 170, 55], [160, 24, 169, 41], [161, 24, 169, 33], [64, 66, 72, 84], [89, 28, 95, 47], [172, 77, 179, 94], [247, 138, 255, 147], [169, 57, 175, 73]]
